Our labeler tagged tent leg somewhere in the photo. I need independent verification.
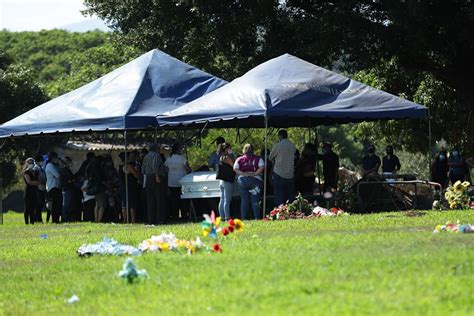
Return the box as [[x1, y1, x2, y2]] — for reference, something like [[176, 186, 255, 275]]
[[315, 127, 322, 194], [428, 109, 433, 177], [0, 169, 3, 225], [124, 130, 129, 224], [263, 116, 268, 218]]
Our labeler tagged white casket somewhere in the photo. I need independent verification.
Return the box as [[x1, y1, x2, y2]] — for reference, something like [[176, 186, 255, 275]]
[[179, 171, 238, 199]]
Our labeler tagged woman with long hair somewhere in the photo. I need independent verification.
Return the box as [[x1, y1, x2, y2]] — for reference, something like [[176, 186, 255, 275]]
[[23, 157, 39, 225], [216, 143, 235, 220]]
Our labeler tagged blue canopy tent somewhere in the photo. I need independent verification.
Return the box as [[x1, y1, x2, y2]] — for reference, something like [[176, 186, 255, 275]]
[[0, 49, 227, 223], [157, 53, 428, 215], [0, 49, 227, 138], [157, 54, 426, 128]]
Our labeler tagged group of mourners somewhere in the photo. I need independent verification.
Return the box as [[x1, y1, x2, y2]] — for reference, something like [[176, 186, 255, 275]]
[[21, 143, 190, 225], [21, 129, 471, 225]]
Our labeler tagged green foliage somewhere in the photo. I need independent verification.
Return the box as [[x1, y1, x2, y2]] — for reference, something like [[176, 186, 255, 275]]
[[1, 211, 473, 314], [0, 30, 109, 87], [0, 50, 49, 190], [46, 43, 141, 97]]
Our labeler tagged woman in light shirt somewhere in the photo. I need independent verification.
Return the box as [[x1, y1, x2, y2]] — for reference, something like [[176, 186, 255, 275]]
[[165, 144, 191, 221]]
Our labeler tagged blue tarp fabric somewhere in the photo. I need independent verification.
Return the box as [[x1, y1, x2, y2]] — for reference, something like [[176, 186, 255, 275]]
[[0, 49, 227, 138], [157, 54, 427, 128]]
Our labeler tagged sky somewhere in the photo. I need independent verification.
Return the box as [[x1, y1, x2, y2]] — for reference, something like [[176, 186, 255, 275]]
[[0, 0, 105, 31]]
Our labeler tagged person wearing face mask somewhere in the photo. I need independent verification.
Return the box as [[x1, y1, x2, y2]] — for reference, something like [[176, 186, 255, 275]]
[[23, 158, 40, 225], [361, 144, 381, 178], [382, 145, 401, 174], [45, 152, 63, 223], [448, 148, 467, 184], [216, 143, 236, 220], [33, 155, 47, 223], [431, 150, 449, 189]]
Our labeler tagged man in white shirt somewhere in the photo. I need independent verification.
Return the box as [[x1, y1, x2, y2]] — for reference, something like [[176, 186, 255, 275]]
[[45, 152, 62, 223], [269, 130, 296, 207]]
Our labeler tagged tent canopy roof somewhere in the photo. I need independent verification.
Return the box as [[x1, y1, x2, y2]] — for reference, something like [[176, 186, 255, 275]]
[[157, 54, 427, 128], [0, 49, 227, 138]]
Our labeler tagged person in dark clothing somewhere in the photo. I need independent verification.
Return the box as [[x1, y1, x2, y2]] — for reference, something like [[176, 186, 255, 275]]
[[295, 143, 317, 194], [141, 143, 167, 224], [431, 150, 449, 189], [119, 152, 142, 224], [260, 148, 273, 195], [23, 158, 39, 225], [60, 157, 75, 223], [76, 152, 96, 179], [448, 147, 467, 185], [33, 155, 47, 223], [45, 152, 63, 223], [382, 145, 401, 173], [361, 144, 381, 178], [318, 143, 339, 192]]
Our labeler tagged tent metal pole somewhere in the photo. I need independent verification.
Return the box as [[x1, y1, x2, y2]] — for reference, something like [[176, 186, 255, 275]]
[[428, 109, 432, 176], [154, 126, 158, 145], [315, 127, 322, 194], [263, 116, 268, 218], [0, 164, 3, 225], [124, 130, 129, 224]]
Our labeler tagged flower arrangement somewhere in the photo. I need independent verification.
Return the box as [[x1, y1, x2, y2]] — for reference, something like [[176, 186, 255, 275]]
[[265, 194, 313, 220], [77, 212, 245, 257], [138, 232, 205, 255], [265, 193, 348, 220], [433, 221, 474, 234], [444, 181, 471, 209], [77, 237, 141, 257], [311, 206, 346, 217]]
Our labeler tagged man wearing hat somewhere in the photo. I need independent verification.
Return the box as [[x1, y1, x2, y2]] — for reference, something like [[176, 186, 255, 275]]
[[318, 142, 340, 192]]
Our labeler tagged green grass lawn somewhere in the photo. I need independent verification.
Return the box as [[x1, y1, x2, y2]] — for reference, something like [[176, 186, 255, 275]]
[[0, 210, 473, 315]]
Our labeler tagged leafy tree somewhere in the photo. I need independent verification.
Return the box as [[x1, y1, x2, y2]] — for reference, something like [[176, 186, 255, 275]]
[[84, 0, 473, 156], [0, 50, 49, 190]]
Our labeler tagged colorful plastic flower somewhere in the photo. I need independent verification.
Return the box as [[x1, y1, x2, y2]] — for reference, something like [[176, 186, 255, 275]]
[[234, 219, 244, 232], [212, 243, 222, 253], [228, 225, 235, 233], [202, 211, 221, 239], [222, 227, 230, 236], [118, 257, 147, 284]]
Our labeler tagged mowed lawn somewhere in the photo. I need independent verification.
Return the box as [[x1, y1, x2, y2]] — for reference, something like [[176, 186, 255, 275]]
[[0, 210, 473, 315]]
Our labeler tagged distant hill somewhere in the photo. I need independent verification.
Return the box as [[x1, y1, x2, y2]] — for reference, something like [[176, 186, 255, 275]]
[[60, 19, 111, 32]]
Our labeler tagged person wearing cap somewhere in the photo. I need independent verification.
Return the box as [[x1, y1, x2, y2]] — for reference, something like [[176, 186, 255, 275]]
[[361, 145, 381, 178], [23, 157, 40, 224], [382, 145, 401, 174], [269, 130, 296, 206], [208, 136, 226, 171], [317, 142, 340, 192]]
